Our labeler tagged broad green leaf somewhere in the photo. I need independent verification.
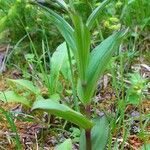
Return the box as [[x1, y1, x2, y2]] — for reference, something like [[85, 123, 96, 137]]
[[73, 15, 90, 83], [32, 99, 93, 129], [55, 139, 72, 150], [60, 57, 72, 81], [50, 93, 60, 102], [126, 93, 140, 105], [50, 42, 68, 94], [0, 91, 30, 107], [86, 0, 111, 29], [79, 116, 109, 150], [87, 31, 127, 85], [77, 30, 128, 104], [7, 79, 40, 95], [37, 3, 76, 51]]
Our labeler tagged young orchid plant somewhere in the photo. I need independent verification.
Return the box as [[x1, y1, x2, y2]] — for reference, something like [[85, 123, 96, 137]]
[[31, 0, 128, 149]]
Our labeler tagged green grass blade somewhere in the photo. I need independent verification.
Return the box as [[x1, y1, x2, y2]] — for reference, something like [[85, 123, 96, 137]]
[[32, 99, 93, 129], [86, 0, 111, 30], [0, 107, 22, 150]]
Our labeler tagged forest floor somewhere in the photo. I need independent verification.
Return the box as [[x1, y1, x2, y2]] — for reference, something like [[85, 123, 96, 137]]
[[0, 68, 149, 150]]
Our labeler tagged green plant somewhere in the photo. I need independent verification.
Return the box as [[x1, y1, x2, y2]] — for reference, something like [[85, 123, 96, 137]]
[[0, 0, 127, 149], [30, 0, 127, 149], [126, 72, 147, 105]]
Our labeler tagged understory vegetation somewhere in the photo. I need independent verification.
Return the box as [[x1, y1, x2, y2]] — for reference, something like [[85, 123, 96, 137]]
[[0, 0, 149, 149]]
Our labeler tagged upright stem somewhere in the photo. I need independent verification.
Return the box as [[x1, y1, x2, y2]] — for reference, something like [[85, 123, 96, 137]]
[[85, 105, 92, 150], [85, 129, 92, 150]]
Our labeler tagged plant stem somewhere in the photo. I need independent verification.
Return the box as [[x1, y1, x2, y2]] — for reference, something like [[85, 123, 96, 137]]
[[85, 129, 92, 150], [85, 105, 92, 150]]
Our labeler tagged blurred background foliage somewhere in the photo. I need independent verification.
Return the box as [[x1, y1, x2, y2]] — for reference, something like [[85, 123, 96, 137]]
[[0, 0, 62, 52], [0, 0, 149, 66]]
